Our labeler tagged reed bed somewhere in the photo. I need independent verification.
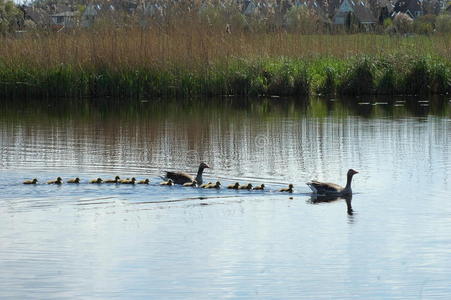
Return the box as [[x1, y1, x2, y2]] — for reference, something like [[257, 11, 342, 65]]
[[0, 24, 450, 98]]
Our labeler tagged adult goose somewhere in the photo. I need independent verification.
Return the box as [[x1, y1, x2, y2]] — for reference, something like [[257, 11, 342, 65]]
[[164, 162, 209, 185], [306, 169, 358, 196]]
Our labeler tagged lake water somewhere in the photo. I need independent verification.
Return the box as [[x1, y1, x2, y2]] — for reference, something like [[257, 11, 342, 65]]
[[1, 97, 450, 299]]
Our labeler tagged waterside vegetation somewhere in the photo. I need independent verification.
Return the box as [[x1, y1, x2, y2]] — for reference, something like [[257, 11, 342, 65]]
[[1, 27, 450, 99]]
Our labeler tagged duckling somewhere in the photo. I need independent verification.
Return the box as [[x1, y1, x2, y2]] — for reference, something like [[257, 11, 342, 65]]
[[121, 177, 136, 184], [238, 183, 253, 190], [160, 179, 174, 186], [137, 178, 150, 184], [23, 178, 38, 184], [227, 182, 240, 189], [104, 176, 120, 183], [253, 184, 265, 190], [205, 181, 221, 189], [67, 177, 80, 184], [199, 181, 212, 188], [279, 184, 294, 193], [183, 180, 197, 187], [48, 177, 63, 184], [90, 178, 103, 184]]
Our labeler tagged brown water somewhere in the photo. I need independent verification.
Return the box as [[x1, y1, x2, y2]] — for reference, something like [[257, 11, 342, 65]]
[[1, 97, 451, 299]]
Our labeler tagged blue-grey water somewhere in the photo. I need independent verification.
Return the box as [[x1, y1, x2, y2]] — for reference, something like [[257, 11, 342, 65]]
[[1, 97, 450, 299]]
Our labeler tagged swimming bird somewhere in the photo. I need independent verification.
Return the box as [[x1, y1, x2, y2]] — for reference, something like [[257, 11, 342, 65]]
[[137, 179, 150, 184], [160, 179, 174, 186], [164, 162, 210, 185], [183, 180, 197, 187], [238, 183, 253, 190], [253, 184, 265, 190], [67, 177, 80, 184], [121, 177, 136, 184], [104, 176, 120, 183], [23, 178, 38, 184], [227, 182, 240, 189], [205, 181, 221, 189], [279, 184, 293, 193], [90, 178, 103, 184], [199, 181, 212, 188], [306, 169, 359, 196], [48, 177, 63, 184]]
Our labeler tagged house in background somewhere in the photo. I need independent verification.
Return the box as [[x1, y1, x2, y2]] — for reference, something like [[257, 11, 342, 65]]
[[392, 0, 423, 18], [333, 0, 377, 29], [22, 6, 51, 28], [50, 11, 79, 29]]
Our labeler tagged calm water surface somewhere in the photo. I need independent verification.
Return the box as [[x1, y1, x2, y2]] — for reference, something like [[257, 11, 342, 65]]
[[1, 97, 450, 299]]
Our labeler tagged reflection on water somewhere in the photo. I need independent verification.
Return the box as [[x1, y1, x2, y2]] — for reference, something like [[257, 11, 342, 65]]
[[309, 194, 354, 216], [1, 96, 450, 299]]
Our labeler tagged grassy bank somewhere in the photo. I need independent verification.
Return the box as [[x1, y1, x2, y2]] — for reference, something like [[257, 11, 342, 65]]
[[0, 28, 450, 98]]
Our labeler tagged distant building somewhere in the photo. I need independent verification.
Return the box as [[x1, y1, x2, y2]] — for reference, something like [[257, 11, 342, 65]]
[[333, 0, 377, 28], [50, 11, 79, 29], [392, 0, 423, 19]]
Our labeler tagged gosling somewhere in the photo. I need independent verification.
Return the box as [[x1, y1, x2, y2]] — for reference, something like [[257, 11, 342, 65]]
[[90, 178, 103, 184], [238, 183, 253, 190], [199, 182, 212, 188], [183, 180, 197, 187], [121, 177, 136, 184], [279, 184, 294, 193], [48, 177, 63, 185], [104, 176, 121, 183], [67, 177, 80, 184], [253, 184, 265, 190], [23, 178, 38, 184], [160, 179, 174, 186], [137, 179, 150, 184], [227, 182, 240, 189], [205, 181, 221, 189]]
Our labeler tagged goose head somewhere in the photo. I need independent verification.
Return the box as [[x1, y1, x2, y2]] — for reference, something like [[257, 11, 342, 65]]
[[168, 179, 173, 185], [115, 176, 120, 181], [32, 178, 38, 184], [348, 169, 359, 176], [199, 162, 210, 169], [215, 181, 221, 188], [246, 183, 253, 189], [56, 177, 62, 183], [96, 178, 103, 183], [74, 177, 80, 183], [288, 184, 294, 189]]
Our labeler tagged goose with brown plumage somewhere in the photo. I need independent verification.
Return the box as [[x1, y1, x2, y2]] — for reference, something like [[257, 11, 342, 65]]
[[306, 169, 358, 195], [164, 162, 210, 185]]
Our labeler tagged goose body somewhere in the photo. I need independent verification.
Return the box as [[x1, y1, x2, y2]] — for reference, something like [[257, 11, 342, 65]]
[[48, 177, 63, 185], [238, 183, 253, 190], [183, 180, 197, 187], [90, 178, 103, 184], [67, 178, 80, 184], [306, 169, 358, 195], [164, 162, 209, 185], [105, 176, 120, 183], [279, 184, 293, 193], [160, 179, 174, 186], [205, 181, 221, 189], [23, 178, 38, 184], [253, 184, 265, 190], [121, 177, 136, 184], [137, 179, 150, 184], [227, 182, 240, 189], [199, 182, 212, 188]]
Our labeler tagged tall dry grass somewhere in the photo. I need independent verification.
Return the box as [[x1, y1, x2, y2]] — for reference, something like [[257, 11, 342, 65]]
[[0, 20, 450, 98]]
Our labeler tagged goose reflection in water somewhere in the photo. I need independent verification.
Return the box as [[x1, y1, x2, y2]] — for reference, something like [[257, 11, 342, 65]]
[[308, 194, 354, 216]]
